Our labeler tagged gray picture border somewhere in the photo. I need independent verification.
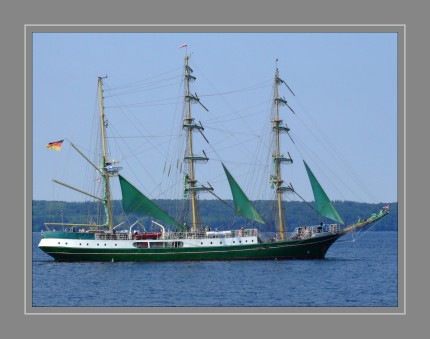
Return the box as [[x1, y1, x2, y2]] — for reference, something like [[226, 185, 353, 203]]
[[3, 0, 423, 337]]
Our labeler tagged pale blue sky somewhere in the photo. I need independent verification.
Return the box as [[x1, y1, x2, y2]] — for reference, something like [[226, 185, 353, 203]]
[[32, 32, 397, 204]]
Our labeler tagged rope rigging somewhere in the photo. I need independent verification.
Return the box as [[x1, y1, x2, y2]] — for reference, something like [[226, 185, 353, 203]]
[[337, 216, 386, 244], [92, 56, 380, 228]]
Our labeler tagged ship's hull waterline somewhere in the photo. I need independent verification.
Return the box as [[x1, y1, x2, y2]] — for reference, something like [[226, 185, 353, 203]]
[[38, 233, 341, 262]]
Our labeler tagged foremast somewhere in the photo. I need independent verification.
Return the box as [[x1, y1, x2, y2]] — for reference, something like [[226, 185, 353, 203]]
[[182, 53, 212, 232], [270, 66, 295, 240], [98, 76, 114, 232]]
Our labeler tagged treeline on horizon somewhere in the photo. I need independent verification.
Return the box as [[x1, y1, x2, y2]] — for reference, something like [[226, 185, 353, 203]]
[[32, 200, 398, 233]]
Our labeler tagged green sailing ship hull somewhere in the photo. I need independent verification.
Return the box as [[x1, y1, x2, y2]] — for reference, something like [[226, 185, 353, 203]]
[[38, 57, 391, 264], [39, 233, 341, 262]]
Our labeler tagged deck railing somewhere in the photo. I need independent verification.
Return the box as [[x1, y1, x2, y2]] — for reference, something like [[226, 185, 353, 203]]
[[162, 228, 258, 240]]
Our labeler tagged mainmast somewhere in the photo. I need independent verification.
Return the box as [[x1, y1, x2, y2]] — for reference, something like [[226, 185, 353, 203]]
[[270, 66, 295, 240], [182, 53, 212, 232], [98, 76, 114, 232]]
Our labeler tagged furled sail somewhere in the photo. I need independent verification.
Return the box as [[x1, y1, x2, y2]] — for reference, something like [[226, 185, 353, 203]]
[[303, 161, 344, 224], [222, 164, 265, 224], [118, 175, 183, 230]]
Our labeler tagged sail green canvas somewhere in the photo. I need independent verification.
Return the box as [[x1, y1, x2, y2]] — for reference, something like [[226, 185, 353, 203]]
[[303, 161, 344, 224], [222, 164, 265, 224], [118, 175, 183, 230]]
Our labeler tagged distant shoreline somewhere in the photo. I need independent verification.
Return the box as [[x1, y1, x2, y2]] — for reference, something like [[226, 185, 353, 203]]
[[32, 200, 398, 232]]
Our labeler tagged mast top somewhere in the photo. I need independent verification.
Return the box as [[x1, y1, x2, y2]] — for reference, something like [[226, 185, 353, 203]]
[[179, 43, 189, 58]]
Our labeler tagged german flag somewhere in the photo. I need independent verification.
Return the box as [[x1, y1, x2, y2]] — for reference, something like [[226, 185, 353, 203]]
[[46, 139, 64, 151]]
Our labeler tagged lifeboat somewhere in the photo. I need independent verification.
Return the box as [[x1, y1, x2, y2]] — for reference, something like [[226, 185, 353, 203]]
[[133, 232, 162, 240]]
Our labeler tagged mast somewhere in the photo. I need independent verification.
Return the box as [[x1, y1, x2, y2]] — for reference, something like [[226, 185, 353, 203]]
[[182, 53, 212, 232], [185, 55, 198, 230], [271, 66, 294, 240], [98, 76, 114, 231]]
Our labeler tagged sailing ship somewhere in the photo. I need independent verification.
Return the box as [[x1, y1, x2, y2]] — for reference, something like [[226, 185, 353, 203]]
[[38, 51, 389, 262]]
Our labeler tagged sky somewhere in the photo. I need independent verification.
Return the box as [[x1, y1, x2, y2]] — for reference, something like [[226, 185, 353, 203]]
[[32, 31, 398, 204]]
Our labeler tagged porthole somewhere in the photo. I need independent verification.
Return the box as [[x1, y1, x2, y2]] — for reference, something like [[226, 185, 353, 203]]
[[245, 240, 248, 243], [65, 242, 68, 245], [104, 244, 107, 246], [87, 243, 89, 246], [115, 244, 118, 246], [57, 242, 60, 245], [79, 243, 82, 246], [97, 244, 100, 246], [210, 242, 213, 244], [201, 242, 203, 245], [233, 241, 235, 244], [220, 242, 222, 245]]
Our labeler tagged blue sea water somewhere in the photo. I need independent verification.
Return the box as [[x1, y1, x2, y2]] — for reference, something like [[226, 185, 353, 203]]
[[31, 231, 398, 308]]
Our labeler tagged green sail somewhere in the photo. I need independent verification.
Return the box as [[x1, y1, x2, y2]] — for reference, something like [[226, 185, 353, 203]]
[[303, 161, 344, 224], [118, 175, 183, 230], [222, 164, 265, 224]]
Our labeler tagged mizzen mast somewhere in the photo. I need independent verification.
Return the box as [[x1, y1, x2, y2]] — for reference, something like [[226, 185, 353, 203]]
[[98, 76, 114, 232]]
